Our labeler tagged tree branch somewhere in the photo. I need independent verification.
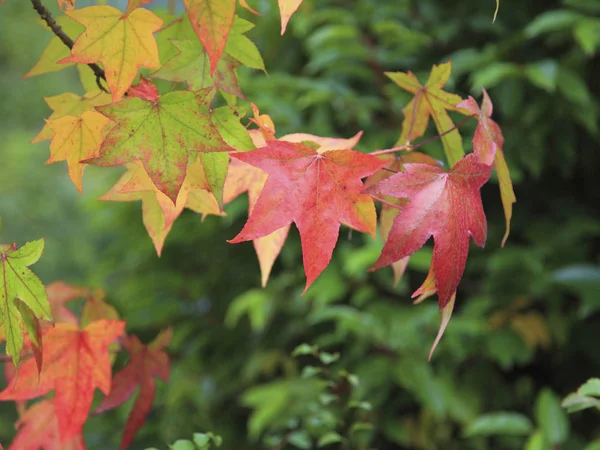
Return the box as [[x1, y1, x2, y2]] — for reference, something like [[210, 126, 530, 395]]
[[30, 0, 109, 93]]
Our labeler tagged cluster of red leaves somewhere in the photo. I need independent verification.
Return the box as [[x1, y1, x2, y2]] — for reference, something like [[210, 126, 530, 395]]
[[0, 282, 171, 449]]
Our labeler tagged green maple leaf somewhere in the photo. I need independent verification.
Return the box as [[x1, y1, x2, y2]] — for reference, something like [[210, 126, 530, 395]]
[[86, 88, 234, 205], [151, 39, 245, 99], [0, 239, 52, 367]]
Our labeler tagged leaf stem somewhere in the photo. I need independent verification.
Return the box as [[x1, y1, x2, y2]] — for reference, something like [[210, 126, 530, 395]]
[[369, 194, 403, 210], [30, 0, 108, 93], [369, 115, 475, 156]]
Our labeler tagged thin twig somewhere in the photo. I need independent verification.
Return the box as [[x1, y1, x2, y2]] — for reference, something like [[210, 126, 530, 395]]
[[369, 115, 475, 156], [156, 17, 182, 34], [370, 145, 410, 156], [409, 115, 474, 152], [30, 0, 108, 93]]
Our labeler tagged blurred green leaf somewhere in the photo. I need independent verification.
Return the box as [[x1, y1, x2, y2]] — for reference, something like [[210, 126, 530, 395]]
[[524, 10, 583, 37], [463, 412, 534, 437], [536, 389, 570, 444]]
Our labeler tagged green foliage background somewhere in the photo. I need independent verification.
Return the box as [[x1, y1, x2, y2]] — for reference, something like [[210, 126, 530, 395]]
[[1, 0, 600, 449]]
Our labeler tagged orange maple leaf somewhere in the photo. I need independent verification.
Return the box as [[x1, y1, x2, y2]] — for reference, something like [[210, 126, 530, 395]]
[[8, 399, 86, 450], [386, 62, 465, 166], [95, 329, 171, 449], [61, 5, 163, 102], [58, 0, 75, 10], [183, 0, 236, 74], [45, 281, 89, 325], [0, 320, 125, 442]]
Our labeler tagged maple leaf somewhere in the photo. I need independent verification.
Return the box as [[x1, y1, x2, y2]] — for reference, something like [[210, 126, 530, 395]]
[[95, 329, 172, 449], [151, 39, 245, 99], [224, 17, 265, 72], [386, 62, 465, 167], [45, 111, 111, 193], [278, 0, 303, 34], [457, 88, 516, 246], [229, 141, 387, 290], [100, 160, 223, 255], [365, 152, 442, 286], [46, 281, 89, 325], [24, 16, 83, 78], [81, 289, 120, 327], [32, 91, 112, 144], [126, 75, 160, 102], [224, 158, 290, 286], [58, 0, 75, 10], [0, 320, 126, 442], [86, 87, 234, 204], [367, 153, 492, 307], [61, 5, 163, 102], [0, 240, 52, 367], [9, 399, 86, 450], [183, 0, 236, 74]]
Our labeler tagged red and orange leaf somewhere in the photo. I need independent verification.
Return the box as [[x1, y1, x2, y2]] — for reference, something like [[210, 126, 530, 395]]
[[87, 87, 233, 203], [0, 320, 125, 442], [95, 329, 171, 449], [367, 153, 491, 307], [278, 0, 303, 35], [224, 158, 290, 286], [365, 153, 442, 285], [126, 75, 160, 102], [229, 141, 387, 291], [183, 0, 236, 74], [33, 91, 112, 144], [61, 5, 163, 102], [46, 111, 111, 193], [386, 62, 465, 167], [45, 282, 89, 325], [58, 0, 75, 10], [458, 88, 516, 246], [9, 399, 86, 450]]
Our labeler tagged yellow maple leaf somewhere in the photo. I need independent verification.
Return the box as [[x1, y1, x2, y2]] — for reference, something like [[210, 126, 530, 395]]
[[100, 160, 223, 255], [386, 62, 465, 167], [33, 91, 111, 143], [46, 111, 111, 193], [61, 5, 163, 102]]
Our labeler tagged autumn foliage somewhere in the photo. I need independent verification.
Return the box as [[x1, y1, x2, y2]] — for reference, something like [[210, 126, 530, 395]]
[[0, 0, 514, 447]]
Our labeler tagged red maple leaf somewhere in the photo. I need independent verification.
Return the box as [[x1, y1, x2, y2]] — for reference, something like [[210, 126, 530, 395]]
[[94, 329, 171, 449], [0, 320, 125, 442], [45, 281, 89, 325], [458, 88, 516, 246], [229, 141, 386, 290], [8, 399, 86, 450], [367, 153, 491, 306]]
